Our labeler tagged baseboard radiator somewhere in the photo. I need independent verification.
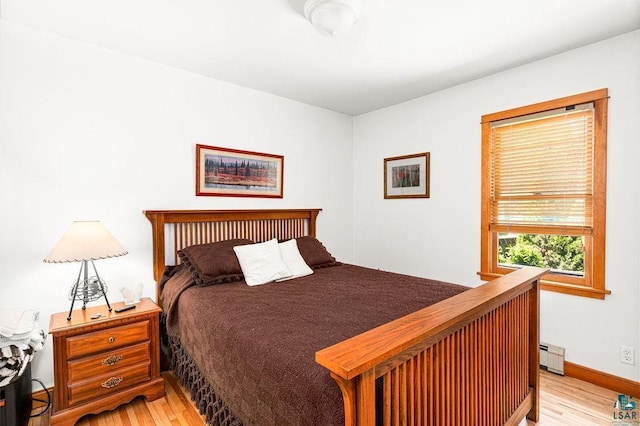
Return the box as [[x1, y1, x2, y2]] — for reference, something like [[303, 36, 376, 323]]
[[540, 343, 565, 375]]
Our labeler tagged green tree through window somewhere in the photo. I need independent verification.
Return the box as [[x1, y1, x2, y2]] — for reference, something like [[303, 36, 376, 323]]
[[498, 234, 584, 274]]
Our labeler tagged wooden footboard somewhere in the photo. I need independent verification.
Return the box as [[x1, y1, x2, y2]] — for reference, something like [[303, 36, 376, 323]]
[[316, 267, 546, 426]]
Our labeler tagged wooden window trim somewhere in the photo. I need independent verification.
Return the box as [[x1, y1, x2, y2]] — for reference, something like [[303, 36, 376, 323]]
[[480, 89, 609, 299]]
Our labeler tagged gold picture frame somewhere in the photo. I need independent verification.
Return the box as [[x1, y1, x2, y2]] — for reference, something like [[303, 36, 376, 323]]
[[196, 144, 284, 198], [384, 152, 430, 199]]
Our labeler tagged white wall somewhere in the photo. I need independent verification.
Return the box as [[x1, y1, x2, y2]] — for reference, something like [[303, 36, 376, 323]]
[[2, 19, 638, 390], [353, 30, 640, 382], [0, 22, 354, 386]]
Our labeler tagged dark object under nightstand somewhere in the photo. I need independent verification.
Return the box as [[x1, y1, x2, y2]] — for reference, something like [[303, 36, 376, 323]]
[[0, 363, 32, 426], [49, 298, 164, 426]]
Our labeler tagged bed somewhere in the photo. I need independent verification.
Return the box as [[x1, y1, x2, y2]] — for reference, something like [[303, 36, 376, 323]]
[[144, 208, 546, 426]]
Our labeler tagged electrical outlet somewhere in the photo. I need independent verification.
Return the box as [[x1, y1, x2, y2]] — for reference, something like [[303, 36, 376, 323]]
[[620, 346, 635, 365]]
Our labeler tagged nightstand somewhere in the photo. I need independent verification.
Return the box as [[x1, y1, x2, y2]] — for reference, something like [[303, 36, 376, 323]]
[[49, 298, 165, 426]]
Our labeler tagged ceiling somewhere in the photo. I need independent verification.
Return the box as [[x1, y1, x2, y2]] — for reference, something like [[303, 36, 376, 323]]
[[2, 1, 639, 116]]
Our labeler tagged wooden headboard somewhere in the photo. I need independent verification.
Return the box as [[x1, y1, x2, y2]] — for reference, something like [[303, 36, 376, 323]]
[[144, 209, 321, 300]]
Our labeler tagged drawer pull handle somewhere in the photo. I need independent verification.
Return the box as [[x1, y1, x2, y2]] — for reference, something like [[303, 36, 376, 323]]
[[102, 355, 123, 366], [101, 377, 123, 389], [108, 336, 115, 343]]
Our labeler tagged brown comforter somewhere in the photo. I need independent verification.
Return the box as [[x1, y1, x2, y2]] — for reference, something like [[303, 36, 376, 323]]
[[162, 264, 468, 425]]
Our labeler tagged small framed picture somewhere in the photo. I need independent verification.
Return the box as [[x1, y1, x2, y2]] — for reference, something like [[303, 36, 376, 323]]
[[384, 152, 430, 199], [196, 144, 284, 198]]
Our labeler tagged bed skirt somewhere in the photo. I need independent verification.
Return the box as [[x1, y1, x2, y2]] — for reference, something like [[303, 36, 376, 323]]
[[163, 311, 244, 426]]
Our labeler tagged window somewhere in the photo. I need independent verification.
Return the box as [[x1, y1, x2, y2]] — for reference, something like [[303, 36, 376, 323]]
[[480, 89, 609, 299]]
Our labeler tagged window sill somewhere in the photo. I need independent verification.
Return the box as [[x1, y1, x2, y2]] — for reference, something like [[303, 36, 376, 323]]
[[478, 272, 610, 300]]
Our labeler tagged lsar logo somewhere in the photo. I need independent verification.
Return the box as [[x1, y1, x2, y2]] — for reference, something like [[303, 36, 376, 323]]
[[613, 394, 638, 423]]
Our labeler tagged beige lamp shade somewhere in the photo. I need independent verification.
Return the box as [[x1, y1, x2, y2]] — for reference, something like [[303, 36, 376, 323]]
[[44, 221, 128, 263]]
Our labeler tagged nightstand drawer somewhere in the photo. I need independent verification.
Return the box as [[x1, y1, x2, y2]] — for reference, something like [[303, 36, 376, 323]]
[[66, 320, 150, 359], [67, 362, 151, 407], [67, 342, 151, 382]]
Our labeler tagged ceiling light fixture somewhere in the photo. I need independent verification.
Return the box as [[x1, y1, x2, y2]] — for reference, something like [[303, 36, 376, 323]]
[[304, 0, 361, 37]]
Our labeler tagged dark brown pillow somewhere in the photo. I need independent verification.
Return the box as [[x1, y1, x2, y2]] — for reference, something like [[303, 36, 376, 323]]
[[295, 236, 338, 269], [178, 239, 253, 286]]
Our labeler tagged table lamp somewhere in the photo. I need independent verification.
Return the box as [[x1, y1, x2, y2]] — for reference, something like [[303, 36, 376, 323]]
[[44, 221, 128, 320]]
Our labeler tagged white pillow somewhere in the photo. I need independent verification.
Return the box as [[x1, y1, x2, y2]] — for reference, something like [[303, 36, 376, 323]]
[[276, 239, 314, 282], [233, 239, 292, 286]]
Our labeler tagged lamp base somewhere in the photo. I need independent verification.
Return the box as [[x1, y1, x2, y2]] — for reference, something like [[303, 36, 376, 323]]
[[67, 260, 112, 321]]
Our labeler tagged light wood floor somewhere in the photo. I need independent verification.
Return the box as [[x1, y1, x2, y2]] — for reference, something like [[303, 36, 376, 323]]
[[532, 370, 621, 425], [28, 372, 205, 426], [29, 370, 621, 425]]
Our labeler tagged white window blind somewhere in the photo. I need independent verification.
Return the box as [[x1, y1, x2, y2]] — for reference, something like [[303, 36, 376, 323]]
[[489, 103, 594, 236]]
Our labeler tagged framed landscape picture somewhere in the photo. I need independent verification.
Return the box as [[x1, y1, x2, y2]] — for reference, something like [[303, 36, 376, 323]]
[[196, 144, 284, 198], [384, 152, 430, 199]]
